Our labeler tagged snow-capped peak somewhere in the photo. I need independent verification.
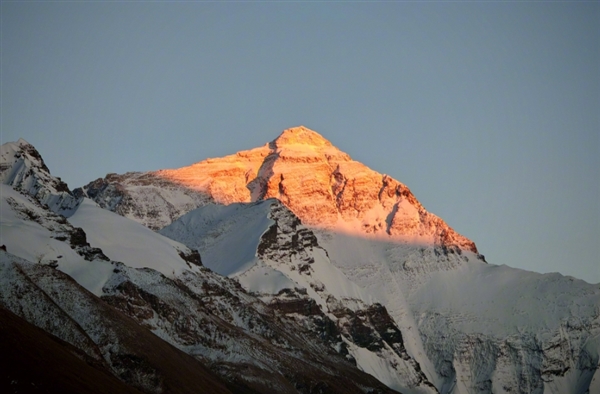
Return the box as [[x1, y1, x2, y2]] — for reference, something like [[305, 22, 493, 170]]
[[132, 127, 476, 254]]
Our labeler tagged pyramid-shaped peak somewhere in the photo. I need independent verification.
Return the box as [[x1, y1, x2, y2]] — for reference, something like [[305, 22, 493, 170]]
[[272, 126, 333, 148]]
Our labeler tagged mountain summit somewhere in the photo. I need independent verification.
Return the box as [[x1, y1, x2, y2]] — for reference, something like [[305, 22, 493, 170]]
[[80, 126, 477, 254], [272, 125, 333, 148]]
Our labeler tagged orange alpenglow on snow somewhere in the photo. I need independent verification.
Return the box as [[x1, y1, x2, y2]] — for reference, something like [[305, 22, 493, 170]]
[[157, 126, 477, 252]]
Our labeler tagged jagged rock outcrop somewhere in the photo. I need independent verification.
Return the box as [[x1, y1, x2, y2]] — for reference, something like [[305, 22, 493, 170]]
[[0, 138, 81, 215]]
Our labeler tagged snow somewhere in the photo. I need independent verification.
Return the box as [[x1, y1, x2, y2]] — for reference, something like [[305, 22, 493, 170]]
[[159, 201, 275, 276], [409, 260, 600, 337], [60, 258, 115, 296], [343, 337, 434, 394], [235, 261, 298, 295], [160, 199, 374, 307], [344, 340, 404, 392], [0, 185, 113, 296], [312, 226, 600, 393], [69, 198, 200, 277]]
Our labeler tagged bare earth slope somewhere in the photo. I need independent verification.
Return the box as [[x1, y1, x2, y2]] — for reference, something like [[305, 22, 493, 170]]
[[0, 306, 143, 394]]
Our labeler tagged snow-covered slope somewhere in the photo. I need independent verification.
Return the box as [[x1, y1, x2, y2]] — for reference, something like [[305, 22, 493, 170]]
[[159, 200, 371, 303], [159, 201, 274, 277], [0, 184, 114, 295], [0, 184, 202, 296], [315, 231, 600, 393], [75, 171, 211, 230], [69, 198, 202, 277]]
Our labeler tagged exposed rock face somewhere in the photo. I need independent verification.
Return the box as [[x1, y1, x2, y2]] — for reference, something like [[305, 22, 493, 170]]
[[81, 126, 476, 253], [162, 126, 476, 253], [101, 263, 398, 394]]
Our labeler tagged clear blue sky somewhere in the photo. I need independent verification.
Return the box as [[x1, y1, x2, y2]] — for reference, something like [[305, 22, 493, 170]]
[[2, 2, 598, 283]]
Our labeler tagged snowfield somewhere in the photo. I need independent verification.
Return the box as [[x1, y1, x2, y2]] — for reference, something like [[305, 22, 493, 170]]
[[0, 185, 113, 295], [70, 198, 202, 277]]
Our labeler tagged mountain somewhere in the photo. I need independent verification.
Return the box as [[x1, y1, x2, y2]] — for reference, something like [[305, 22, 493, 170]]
[[0, 139, 399, 393], [3, 129, 600, 393], [77, 126, 600, 393]]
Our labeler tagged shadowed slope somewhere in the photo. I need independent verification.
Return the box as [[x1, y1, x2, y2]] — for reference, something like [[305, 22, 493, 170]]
[[0, 307, 143, 394]]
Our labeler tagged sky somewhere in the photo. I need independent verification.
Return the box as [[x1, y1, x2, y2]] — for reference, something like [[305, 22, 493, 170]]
[[1, 2, 598, 284]]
